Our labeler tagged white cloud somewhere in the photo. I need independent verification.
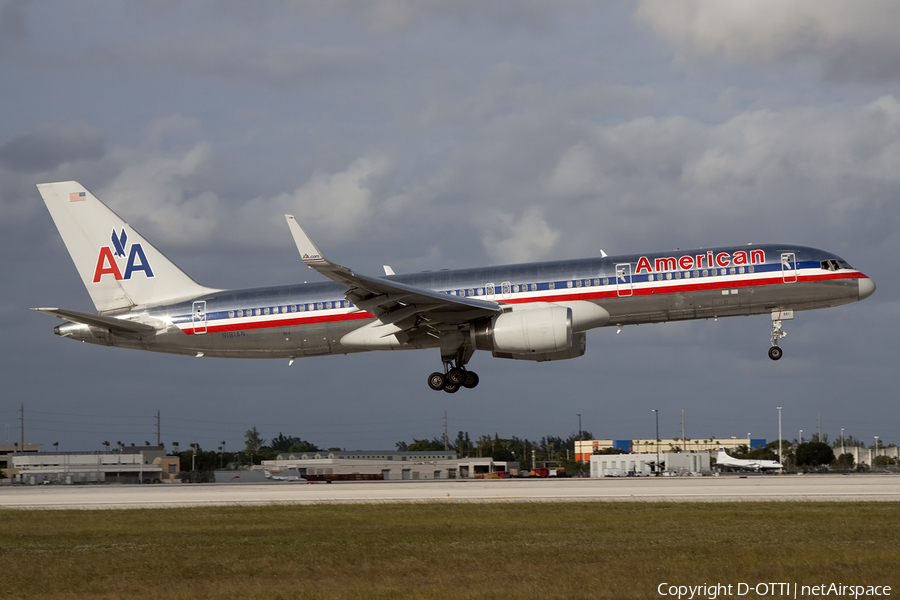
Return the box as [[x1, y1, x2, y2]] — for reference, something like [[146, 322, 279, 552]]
[[482, 207, 560, 264], [635, 0, 900, 80], [99, 143, 221, 246], [234, 155, 391, 244]]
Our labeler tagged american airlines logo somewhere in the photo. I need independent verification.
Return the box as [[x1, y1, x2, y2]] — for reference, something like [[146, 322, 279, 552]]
[[92, 228, 154, 283], [635, 249, 765, 274]]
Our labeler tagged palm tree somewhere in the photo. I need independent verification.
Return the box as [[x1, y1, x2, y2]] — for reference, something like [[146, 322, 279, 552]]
[[102, 440, 110, 452]]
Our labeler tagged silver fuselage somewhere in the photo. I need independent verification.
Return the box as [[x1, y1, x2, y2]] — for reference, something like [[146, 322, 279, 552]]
[[54, 243, 871, 360]]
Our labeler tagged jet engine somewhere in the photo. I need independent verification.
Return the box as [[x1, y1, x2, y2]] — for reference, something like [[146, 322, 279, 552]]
[[472, 304, 585, 361]]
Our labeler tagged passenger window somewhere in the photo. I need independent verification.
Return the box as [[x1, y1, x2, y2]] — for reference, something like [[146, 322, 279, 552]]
[[228, 311, 234, 318], [567, 281, 573, 288], [729, 268, 736, 275], [575, 280, 581, 288], [602, 278, 608, 286], [748, 266, 754, 273], [549, 282, 555, 290], [316, 303, 323, 310], [648, 274, 655, 282]]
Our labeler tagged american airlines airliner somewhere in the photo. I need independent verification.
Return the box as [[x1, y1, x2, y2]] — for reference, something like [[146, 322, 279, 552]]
[[34, 181, 875, 393]]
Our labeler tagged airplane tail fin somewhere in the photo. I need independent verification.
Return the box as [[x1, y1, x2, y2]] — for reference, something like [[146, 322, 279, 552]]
[[37, 181, 213, 313]]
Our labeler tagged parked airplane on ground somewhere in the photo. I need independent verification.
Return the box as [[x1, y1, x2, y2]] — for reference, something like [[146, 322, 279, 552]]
[[34, 182, 875, 392], [716, 448, 783, 472], [263, 469, 306, 482]]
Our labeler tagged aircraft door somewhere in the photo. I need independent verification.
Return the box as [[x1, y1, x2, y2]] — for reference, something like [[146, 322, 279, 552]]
[[781, 253, 797, 283], [615, 263, 633, 297], [192, 300, 207, 335]]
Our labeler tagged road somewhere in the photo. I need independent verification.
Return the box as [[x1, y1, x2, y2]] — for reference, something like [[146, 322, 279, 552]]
[[1, 475, 899, 509]]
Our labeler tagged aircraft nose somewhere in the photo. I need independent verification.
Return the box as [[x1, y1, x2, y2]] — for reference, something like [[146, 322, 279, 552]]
[[858, 277, 876, 300]]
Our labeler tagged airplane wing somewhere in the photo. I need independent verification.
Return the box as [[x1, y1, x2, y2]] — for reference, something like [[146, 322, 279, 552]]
[[32, 307, 157, 334], [284, 216, 503, 334]]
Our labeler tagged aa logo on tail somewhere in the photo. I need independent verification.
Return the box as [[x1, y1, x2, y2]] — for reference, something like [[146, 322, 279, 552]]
[[92, 228, 154, 283]]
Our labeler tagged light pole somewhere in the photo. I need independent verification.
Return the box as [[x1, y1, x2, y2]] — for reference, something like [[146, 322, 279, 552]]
[[799, 429, 803, 444], [840, 428, 844, 457], [576, 413, 582, 475], [874, 436, 879, 469], [652, 409, 659, 475], [576, 413, 582, 455], [777, 407, 783, 465]]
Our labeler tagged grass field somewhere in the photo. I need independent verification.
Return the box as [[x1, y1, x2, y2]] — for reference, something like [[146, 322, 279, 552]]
[[1, 502, 897, 599]]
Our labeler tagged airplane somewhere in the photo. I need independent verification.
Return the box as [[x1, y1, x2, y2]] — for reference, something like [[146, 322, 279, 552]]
[[263, 469, 306, 482], [33, 181, 875, 393], [716, 448, 783, 472]]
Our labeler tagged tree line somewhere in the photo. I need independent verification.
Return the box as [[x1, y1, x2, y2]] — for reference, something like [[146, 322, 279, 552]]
[[159, 428, 894, 475]]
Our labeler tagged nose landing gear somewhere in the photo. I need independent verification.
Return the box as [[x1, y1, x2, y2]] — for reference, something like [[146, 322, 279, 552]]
[[768, 310, 792, 361]]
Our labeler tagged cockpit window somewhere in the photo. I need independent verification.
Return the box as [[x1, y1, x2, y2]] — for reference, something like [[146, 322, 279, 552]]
[[821, 259, 853, 271]]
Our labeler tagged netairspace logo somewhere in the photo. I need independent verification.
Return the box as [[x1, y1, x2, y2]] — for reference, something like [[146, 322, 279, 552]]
[[657, 582, 891, 599]]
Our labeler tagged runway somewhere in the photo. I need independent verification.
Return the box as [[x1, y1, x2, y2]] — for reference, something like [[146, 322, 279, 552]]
[[1, 474, 899, 509]]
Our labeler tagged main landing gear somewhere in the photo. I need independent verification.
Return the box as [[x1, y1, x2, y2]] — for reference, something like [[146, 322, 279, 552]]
[[427, 364, 480, 393], [768, 310, 792, 361]]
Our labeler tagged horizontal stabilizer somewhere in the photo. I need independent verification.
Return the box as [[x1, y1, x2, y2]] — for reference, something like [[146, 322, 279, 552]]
[[32, 307, 156, 333]]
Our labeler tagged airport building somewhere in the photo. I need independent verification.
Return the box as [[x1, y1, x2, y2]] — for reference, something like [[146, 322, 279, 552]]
[[0, 443, 41, 474], [837, 445, 899, 467], [590, 452, 710, 477], [575, 438, 766, 462], [262, 450, 519, 480], [7, 446, 180, 485]]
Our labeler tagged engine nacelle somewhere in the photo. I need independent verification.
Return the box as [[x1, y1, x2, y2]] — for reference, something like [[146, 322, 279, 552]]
[[493, 332, 586, 362], [473, 304, 574, 357]]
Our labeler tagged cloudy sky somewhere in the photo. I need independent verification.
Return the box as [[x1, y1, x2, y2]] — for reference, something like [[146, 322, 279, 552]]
[[1, 1, 897, 453]]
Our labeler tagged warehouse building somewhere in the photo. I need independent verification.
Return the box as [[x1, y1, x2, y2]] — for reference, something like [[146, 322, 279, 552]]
[[7, 446, 180, 484], [261, 450, 518, 480], [575, 438, 766, 462], [590, 452, 710, 477]]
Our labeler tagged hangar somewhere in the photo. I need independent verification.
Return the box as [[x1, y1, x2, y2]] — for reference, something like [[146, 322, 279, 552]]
[[262, 450, 519, 480], [7, 446, 180, 484], [590, 452, 710, 477]]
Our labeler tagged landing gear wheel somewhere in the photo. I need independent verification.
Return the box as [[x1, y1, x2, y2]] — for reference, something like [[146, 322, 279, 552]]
[[768, 346, 783, 361], [462, 371, 479, 389], [427, 372, 446, 391], [443, 382, 460, 394], [447, 367, 466, 386]]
